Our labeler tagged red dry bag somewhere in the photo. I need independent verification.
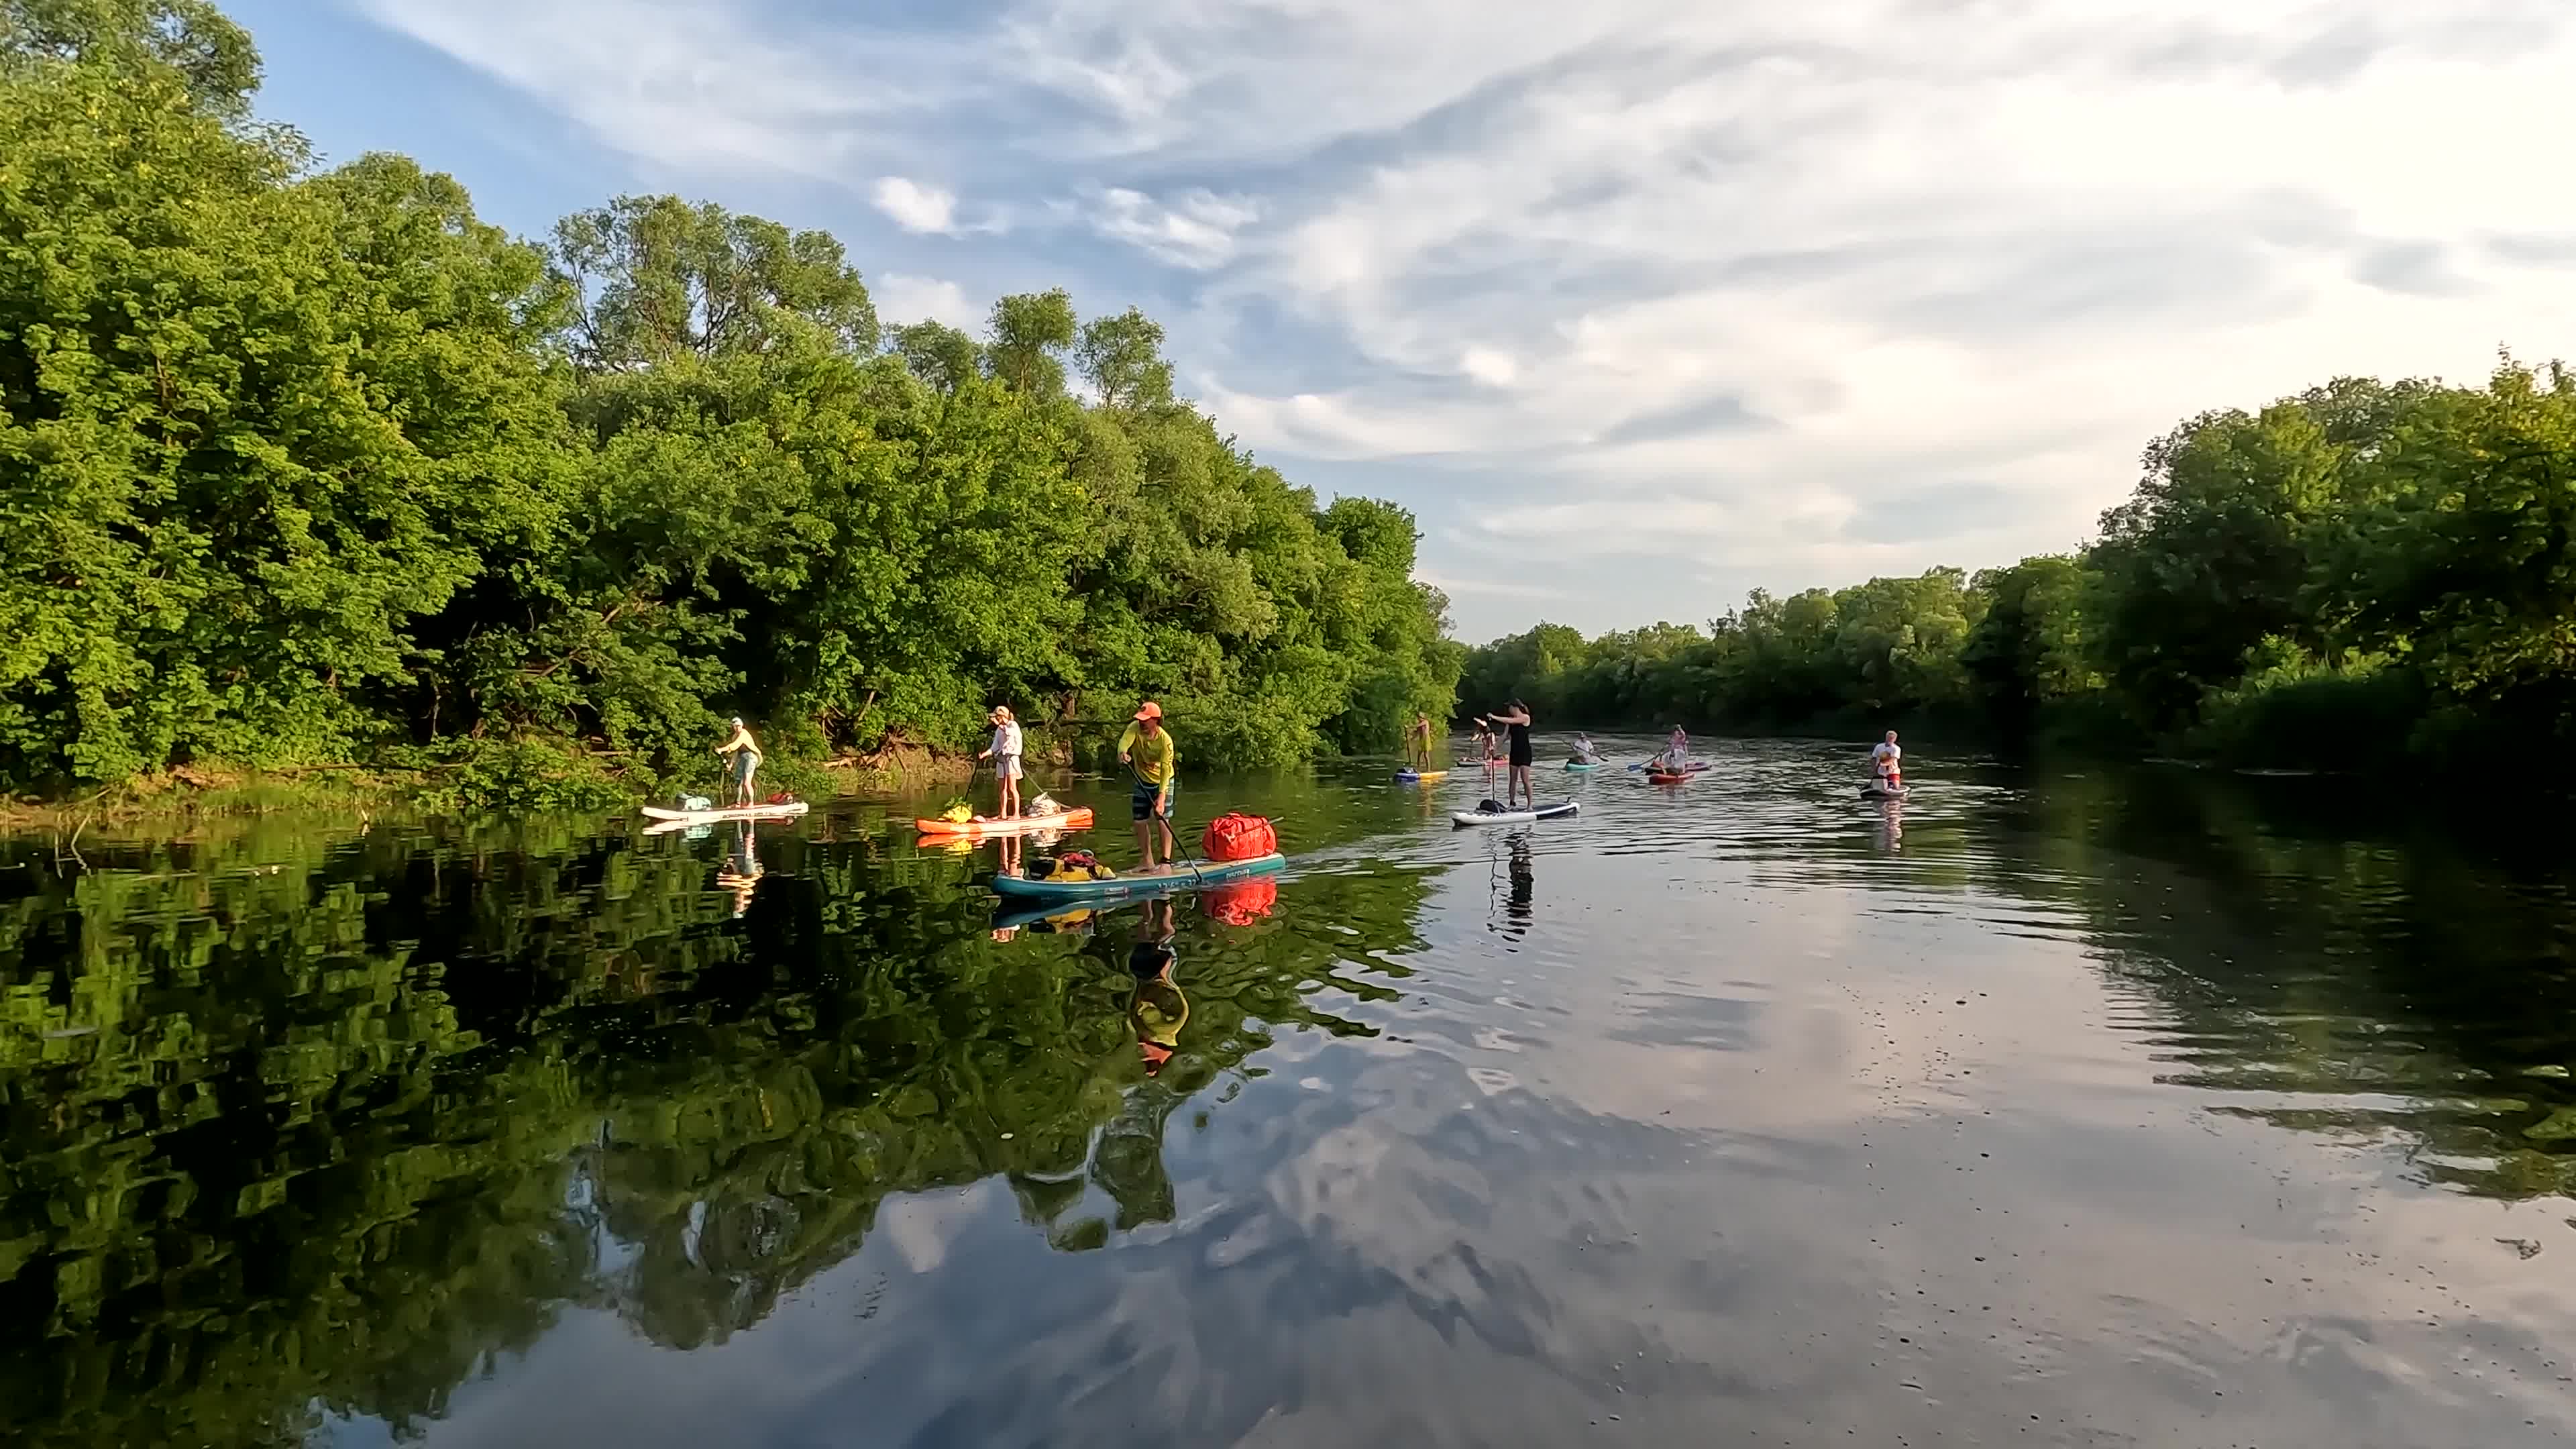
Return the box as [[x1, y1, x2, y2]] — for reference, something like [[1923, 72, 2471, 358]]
[[1199, 812, 1278, 862]]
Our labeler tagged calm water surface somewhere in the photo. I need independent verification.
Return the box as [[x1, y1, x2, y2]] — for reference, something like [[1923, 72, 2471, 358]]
[[5, 739, 2575, 1448]]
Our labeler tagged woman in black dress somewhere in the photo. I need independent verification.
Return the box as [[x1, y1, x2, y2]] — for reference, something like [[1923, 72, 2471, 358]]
[[1489, 699, 1535, 808]]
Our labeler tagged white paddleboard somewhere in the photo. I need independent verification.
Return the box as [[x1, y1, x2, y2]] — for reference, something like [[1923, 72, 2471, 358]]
[[1451, 800, 1579, 828], [639, 801, 811, 824]]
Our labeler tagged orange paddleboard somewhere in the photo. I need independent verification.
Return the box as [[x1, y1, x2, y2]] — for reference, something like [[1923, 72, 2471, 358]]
[[914, 808, 1095, 837]]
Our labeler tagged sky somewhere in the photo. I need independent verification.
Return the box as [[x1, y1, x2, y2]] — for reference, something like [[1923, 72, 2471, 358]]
[[227, 0, 2576, 643]]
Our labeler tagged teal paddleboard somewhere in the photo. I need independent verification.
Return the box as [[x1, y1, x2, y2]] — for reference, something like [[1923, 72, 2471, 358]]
[[992, 853, 1286, 904]]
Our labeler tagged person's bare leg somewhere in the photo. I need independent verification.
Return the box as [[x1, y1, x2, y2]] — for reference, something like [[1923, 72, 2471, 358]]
[[1136, 816, 1155, 869]]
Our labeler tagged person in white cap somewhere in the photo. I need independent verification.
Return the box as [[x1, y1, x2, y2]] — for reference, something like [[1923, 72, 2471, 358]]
[[715, 716, 762, 807]]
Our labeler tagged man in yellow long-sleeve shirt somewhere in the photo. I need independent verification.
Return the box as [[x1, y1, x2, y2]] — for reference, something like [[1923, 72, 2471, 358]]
[[1118, 700, 1179, 870]]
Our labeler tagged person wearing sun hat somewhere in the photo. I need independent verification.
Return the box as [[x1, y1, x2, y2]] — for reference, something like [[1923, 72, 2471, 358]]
[[977, 704, 1025, 818], [1117, 700, 1179, 870]]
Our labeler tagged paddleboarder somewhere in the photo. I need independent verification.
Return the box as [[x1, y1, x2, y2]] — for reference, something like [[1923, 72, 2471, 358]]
[[978, 705, 1025, 818], [1118, 701, 1179, 871], [715, 717, 762, 807], [1490, 699, 1536, 808], [1407, 710, 1436, 770], [1872, 729, 1903, 792]]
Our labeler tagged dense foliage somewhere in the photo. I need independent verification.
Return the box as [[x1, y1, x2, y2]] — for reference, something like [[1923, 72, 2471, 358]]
[[0, 3, 1458, 796], [1462, 368, 2576, 771]]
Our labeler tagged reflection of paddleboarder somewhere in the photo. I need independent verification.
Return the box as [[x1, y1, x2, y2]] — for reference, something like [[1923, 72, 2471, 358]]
[[714, 820, 762, 916], [1127, 900, 1185, 1077]]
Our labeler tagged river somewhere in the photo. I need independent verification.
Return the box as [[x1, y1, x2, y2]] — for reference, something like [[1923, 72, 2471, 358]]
[[3, 737, 2573, 1447]]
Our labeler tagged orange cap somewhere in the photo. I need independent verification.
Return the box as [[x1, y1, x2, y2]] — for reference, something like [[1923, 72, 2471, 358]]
[[1134, 701, 1163, 721]]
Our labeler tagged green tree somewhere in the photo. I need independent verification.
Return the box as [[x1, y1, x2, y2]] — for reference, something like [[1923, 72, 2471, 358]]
[[1962, 555, 2100, 724], [2328, 358, 2576, 745], [985, 288, 1077, 398], [1075, 306, 1175, 411], [1, 0, 257, 115], [0, 61, 568, 787], [551, 195, 877, 371]]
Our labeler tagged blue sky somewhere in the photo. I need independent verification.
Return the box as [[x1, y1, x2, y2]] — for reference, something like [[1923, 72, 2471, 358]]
[[229, 0, 2576, 642]]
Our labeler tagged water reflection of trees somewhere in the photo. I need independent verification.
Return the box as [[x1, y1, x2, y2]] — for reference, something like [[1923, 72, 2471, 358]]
[[0, 825, 1429, 1446], [1988, 767, 2576, 1199]]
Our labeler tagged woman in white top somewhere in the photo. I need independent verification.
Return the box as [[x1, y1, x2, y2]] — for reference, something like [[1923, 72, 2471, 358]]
[[1872, 730, 1902, 788], [979, 706, 1026, 817]]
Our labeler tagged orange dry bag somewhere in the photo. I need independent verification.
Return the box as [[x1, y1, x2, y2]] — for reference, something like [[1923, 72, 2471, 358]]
[[1199, 812, 1278, 862]]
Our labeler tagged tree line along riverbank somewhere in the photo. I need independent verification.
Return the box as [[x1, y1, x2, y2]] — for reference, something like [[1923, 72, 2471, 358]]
[[0, 2, 1463, 817], [1461, 366, 2576, 777]]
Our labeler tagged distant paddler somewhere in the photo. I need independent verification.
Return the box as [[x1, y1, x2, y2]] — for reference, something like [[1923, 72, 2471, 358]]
[[1872, 729, 1903, 792], [1406, 710, 1437, 770], [715, 716, 762, 807], [1570, 732, 1602, 765]]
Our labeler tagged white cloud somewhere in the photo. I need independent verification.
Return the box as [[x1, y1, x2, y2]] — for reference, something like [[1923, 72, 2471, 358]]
[[871, 176, 959, 235], [352, 0, 2576, 637], [873, 272, 983, 330], [1413, 570, 1570, 603], [1459, 347, 1517, 388], [1081, 186, 1258, 268]]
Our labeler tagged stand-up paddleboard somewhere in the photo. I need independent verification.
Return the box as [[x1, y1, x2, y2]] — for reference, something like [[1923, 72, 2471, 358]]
[[991, 853, 1286, 904], [1564, 761, 1602, 771], [915, 808, 1095, 837], [1395, 769, 1450, 784], [640, 800, 810, 824], [1862, 783, 1909, 800], [1645, 770, 1692, 785], [1451, 800, 1579, 828]]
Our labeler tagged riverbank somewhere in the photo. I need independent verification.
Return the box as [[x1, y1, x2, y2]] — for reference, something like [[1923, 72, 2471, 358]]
[[0, 740, 998, 837]]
